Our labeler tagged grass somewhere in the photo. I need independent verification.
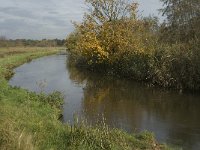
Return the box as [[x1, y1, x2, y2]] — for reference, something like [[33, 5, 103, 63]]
[[0, 47, 61, 79], [0, 47, 169, 150]]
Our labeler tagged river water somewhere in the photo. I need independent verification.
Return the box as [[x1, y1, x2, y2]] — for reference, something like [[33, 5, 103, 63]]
[[9, 54, 200, 149]]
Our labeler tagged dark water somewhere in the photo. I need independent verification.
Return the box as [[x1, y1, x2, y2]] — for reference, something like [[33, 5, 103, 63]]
[[9, 55, 200, 150]]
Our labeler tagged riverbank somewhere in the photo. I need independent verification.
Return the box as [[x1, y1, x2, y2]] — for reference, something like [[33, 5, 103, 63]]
[[0, 47, 169, 149], [65, 0, 200, 92]]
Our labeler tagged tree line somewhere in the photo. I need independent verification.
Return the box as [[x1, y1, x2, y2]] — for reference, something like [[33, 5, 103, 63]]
[[0, 37, 65, 47]]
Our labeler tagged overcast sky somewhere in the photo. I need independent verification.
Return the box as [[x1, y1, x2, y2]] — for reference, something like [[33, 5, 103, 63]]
[[0, 0, 163, 39]]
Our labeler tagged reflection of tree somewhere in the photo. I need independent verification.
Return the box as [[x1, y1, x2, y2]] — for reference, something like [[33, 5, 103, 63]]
[[66, 56, 200, 147]]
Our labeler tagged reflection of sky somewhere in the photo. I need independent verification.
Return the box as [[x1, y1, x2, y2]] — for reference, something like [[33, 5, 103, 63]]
[[9, 55, 84, 122], [0, 0, 163, 39], [9, 54, 200, 149]]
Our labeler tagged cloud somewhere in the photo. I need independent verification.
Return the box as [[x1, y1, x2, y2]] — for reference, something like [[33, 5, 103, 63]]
[[0, 0, 162, 39]]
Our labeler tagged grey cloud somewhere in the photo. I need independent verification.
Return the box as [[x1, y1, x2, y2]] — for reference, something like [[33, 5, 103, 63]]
[[0, 7, 36, 19], [0, 0, 162, 39], [48, 11, 60, 15]]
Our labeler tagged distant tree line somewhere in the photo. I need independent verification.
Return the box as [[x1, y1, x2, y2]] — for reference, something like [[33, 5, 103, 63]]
[[0, 36, 65, 47]]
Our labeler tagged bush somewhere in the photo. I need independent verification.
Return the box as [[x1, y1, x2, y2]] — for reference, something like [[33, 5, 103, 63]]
[[153, 40, 200, 90], [66, 0, 200, 91]]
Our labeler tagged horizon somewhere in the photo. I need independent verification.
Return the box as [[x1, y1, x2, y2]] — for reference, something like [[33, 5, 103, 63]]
[[0, 0, 164, 40]]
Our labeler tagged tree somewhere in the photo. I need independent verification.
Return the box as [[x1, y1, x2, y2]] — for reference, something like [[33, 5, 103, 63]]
[[85, 0, 138, 24], [66, 0, 156, 66], [160, 0, 200, 43], [0, 36, 7, 41]]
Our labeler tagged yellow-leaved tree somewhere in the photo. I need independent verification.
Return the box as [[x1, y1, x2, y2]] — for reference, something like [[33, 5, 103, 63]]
[[66, 0, 157, 78]]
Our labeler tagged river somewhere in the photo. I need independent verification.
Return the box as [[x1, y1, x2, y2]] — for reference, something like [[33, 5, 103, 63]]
[[9, 54, 200, 150]]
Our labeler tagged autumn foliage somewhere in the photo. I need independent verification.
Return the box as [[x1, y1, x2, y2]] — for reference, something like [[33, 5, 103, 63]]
[[66, 0, 156, 66], [66, 0, 200, 91]]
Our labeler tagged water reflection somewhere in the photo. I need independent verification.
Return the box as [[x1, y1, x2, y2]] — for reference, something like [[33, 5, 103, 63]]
[[66, 56, 200, 149], [9, 55, 200, 150]]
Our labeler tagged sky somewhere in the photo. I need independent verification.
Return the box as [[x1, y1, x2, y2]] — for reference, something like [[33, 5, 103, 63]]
[[0, 0, 163, 40]]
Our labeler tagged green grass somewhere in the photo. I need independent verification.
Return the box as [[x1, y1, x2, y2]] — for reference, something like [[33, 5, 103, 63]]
[[0, 47, 169, 150]]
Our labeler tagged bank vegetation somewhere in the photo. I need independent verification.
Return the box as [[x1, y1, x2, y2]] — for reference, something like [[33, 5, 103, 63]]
[[0, 47, 168, 149], [66, 0, 200, 91]]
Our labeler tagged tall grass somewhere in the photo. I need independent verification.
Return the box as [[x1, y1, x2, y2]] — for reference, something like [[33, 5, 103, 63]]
[[152, 40, 200, 90]]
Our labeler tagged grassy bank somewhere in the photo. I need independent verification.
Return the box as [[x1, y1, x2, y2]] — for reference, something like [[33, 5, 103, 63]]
[[0, 47, 169, 149], [0, 47, 62, 79]]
